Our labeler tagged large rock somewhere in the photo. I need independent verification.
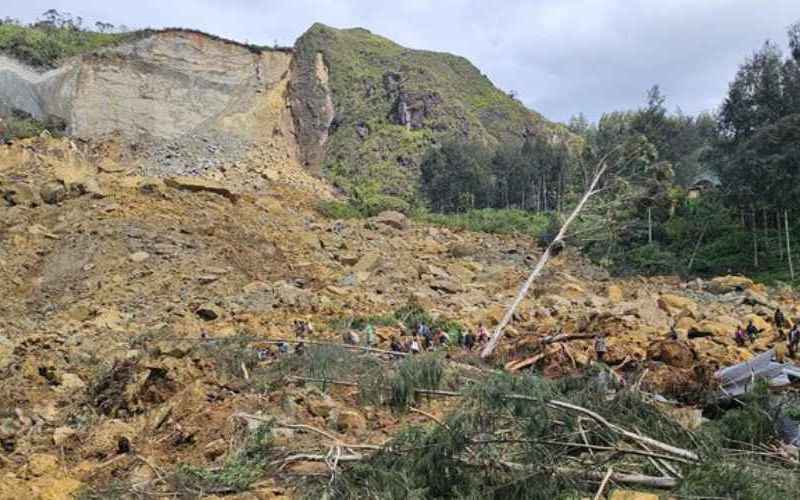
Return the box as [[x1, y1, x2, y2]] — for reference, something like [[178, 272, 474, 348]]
[[657, 293, 697, 316], [449, 243, 477, 258], [606, 284, 624, 304], [2, 182, 39, 207], [332, 410, 366, 433], [708, 275, 754, 294], [430, 279, 464, 294], [372, 210, 408, 230], [693, 318, 737, 337], [164, 176, 239, 202], [353, 252, 383, 273], [647, 340, 695, 369], [40, 181, 67, 204]]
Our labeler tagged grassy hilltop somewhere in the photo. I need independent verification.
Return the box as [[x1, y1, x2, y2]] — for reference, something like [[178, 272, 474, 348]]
[[292, 23, 570, 207]]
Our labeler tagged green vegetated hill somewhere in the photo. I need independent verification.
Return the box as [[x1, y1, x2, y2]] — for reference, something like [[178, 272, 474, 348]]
[[291, 23, 571, 204]]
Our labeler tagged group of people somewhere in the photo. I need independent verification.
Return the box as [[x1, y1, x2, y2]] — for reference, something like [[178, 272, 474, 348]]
[[732, 308, 800, 360], [386, 322, 491, 355]]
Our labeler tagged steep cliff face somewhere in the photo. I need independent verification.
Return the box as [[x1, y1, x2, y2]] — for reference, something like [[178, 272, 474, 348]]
[[0, 25, 568, 195], [0, 31, 300, 181]]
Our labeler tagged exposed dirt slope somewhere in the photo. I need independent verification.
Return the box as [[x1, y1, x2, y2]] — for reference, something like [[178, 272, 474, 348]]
[[0, 137, 797, 498]]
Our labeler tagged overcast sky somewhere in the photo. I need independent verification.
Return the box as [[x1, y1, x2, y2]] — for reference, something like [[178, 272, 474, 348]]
[[6, 1, 800, 123]]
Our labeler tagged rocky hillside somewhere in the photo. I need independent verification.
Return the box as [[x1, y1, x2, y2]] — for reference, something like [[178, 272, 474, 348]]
[[290, 24, 568, 197], [0, 25, 568, 200]]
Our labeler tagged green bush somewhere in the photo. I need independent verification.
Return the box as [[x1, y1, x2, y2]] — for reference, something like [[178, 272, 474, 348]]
[[0, 22, 129, 68], [172, 423, 275, 494], [316, 200, 365, 219], [419, 208, 549, 235], [0, 112, 66, 142], [622, 243, 678, 275]]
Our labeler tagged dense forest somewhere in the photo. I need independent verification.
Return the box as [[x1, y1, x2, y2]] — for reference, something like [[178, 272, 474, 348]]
[[415, 21, 800, 283]]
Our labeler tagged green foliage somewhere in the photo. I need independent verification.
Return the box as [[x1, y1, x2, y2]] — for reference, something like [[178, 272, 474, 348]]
[[293, 23, 568, 201], [316, 200, 365, 219], [172, 423, 275, 494], [0, 17, 129, 68], [388, 353, 444, 411], [0, 111, 65, 142], [419, 208, 549, 235], [678, 461, 798, 500], [624, 243, 678, 275], [419, 138, 572, 215], [703, 382, 779, 447]]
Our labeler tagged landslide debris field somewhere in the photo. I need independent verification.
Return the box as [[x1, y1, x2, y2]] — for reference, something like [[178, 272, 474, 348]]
[[0, 136, 799, 499], [0, 20, 799, 500]]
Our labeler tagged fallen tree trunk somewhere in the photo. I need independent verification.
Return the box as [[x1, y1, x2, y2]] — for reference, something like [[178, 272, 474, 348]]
[[481, 149, 618, 359], [499, 462, 679, 489]]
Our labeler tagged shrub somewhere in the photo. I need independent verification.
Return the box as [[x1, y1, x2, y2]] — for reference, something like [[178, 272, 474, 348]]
[[172, 423, 275, 494], [0, 22, 129, 68], [419, 208, 549, 235]]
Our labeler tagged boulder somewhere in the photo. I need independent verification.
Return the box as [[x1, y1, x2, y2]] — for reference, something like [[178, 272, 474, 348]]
[[675, 316, 697, 333], [203, 439, 228, 460], [333, 410, 366, 433], [57, 373, 87, 393], [430, 279, 464, 294], [0, 335, 12, 371], [559, 282, 585, 300], [741, 289, 776, 308], [647, 340, 695, 369], [164, 176, 239, 202], [195, 303, 222, 321], [708, 275, 754, 294], [693, 318, 737, 337], [27, 453, 60, 477], [343, 331, 360, 345], [83, 419, 136, 458], [337, 254, 359, 266], [40, 181, 67, 205], [743, 313, 771, 334], [372, 210, 408, 230], [53, 427, 77, 446], [129, 251, 150, 263], [606, 284, 624, 304], [420, 238, 446, 254], [2, 182, 39, 207], [449, 243, 476, 258], [657, 294, 697, 316], [353, 252, 383, 273], [308, 398, 337, 418]]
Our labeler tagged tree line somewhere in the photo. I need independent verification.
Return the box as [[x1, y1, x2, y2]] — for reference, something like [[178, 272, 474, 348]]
[[418, 21, 800, 281]]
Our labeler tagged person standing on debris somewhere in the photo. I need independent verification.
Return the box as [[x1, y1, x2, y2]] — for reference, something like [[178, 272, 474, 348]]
[[734, 326, 747, 347], [390, 336, 404, 354], [343, 330, 360, 345], [774, 339, 788, 363], [476, 323, 489, 345], [746, 320, 759, 344], [594, 333, 608, 363], [409, 335, 421, 354], [789, 324, 800, 358], [668, 325, 679, 341], [435, 328, 449, 348], [364, 323, 377, 346], [463, 330, 476, 351], [774, 308, 786, 333]]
